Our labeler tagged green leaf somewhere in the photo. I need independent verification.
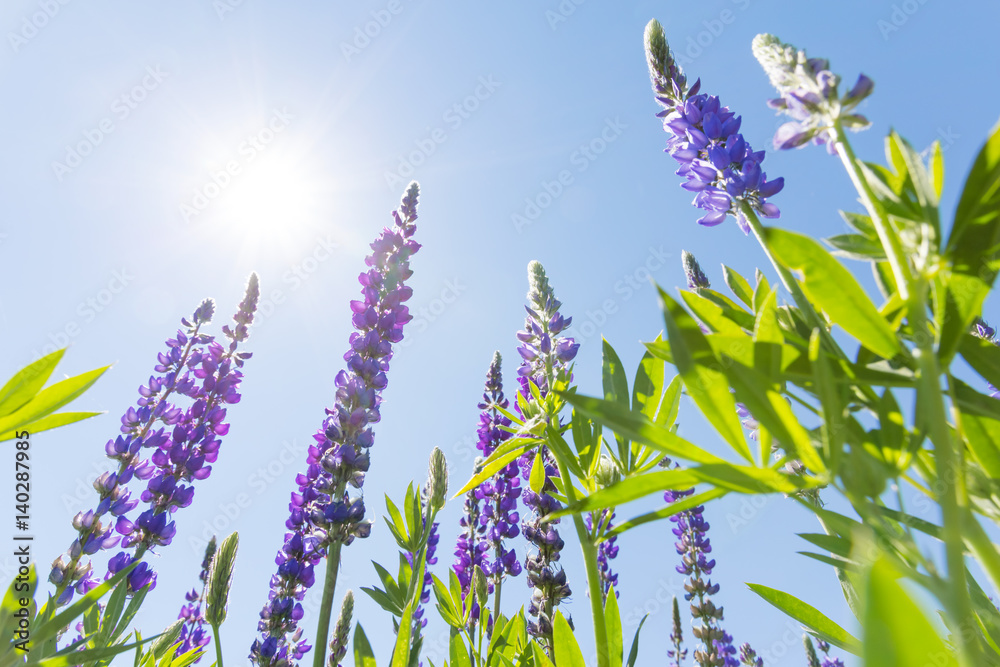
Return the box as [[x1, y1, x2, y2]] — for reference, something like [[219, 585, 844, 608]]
[[449, 628, 472, 667], [560, 392, 723, 465], [839, 210, 878, 239], [607, 488, 728, 538], [826, 234, 887, 261], [0, 410, 103, 442], [747, 583, 860, 654], [432, 576, 464, 629], [454, 439, 538, 496], [529, 451, 546, 494], [602, 339, 629, 408], [0, 365, 110, 437], [1, 564, 36, 661], [531, 641, 556, 667], [552, 612, 585, 667], [604, 587, 623, 667], [765, 228, 901, 359], [862, 558, 958, 666], [719, 357, 826, 473], [0, 349, 65, 417], [723, 265, 754, 308], [657, 286, 752, 461], [204, 531, 239, 626], [149, 619, 184, 659], [930, 140, 944, 200], [631, 348, 664, 422], [690, 464, 816, 495], [354, 624, 378, 667], [960, 409, 1000, 478], [960, 333, 1000, 390], [680, 290, 748, 337], [941, 118, 1000, 362], [625, 615, 647, 667], [390, 601, 415, 667], [556, 469, 698, 517], [753, 270, 771, 313]]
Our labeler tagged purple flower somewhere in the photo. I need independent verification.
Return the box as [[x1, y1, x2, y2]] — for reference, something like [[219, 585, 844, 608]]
[[251, 183, 421, 667], [752, 34, 873, 153], [461, 352, 522, 623], [516, 261, 576, 648], [49, 279, 257, 607], [644, 19, 784, 234], [739, 642, 763, 667], [682, 250, 711, 289], [453, 458, 491, 627], [585, 511, 619, 598], [663, 457, 738, 667], [176, 538, 216, 660]]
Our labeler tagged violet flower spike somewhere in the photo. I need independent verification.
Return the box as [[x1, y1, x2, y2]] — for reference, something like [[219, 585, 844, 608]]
[[50, 279, 257, 607], [250, 183, 421, 667], [515, 261, 577, 650], [752, 33, 873, 153], [177, 538, 217, 659], [644, 19, 784, 234], [472, 353, 522, 610], [453, 458, 492, 627]]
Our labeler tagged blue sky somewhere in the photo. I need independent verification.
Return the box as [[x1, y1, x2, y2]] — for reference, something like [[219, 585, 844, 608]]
[[2, 0, 998, 664]]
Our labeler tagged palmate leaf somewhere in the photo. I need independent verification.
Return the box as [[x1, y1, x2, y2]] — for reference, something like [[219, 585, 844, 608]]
[[764, 227, 902, 360], [0, 365, 109, 441], [747, 583, 860, 654], [606, 488, 728, 539], [559, 391, 722, 465], [554, 469, 699, 517], [940, 118, 1000, 362], [656, 286, 752, 462]]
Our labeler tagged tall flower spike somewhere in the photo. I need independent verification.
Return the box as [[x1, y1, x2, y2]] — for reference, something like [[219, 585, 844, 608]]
[[752, 33, 873, 153], [471, 353, 521, 620], [453, 458, 491, 626], [176, 538, 217, 659], [669, 597, 687, 667], [662, 457, 741, 667], [515, 261, 577, 650], [251, 183, 421, 667], [682, 250, 711, 289], [644, 19, 784, 234], [327, 591, 354, 667], [50, 279, 256, 608]]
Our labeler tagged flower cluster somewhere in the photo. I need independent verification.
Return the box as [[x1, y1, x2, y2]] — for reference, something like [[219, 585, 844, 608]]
[[469, 354, 523, 602], [752, 33, 873, 153], [453, 459, 491, 624], [682, 250, 711, 290], [251, 183, 421, 666], [584, 510, 619, 598], [645, 19, 784, 233], [49, 278, 258, 607], [327, 591, 354, 667], [663, 458, 744, 667], [176, 538, 217, 658], [516, 261, 578, 646]]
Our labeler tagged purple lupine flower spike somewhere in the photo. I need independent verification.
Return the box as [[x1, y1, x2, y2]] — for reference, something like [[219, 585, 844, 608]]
[[516, 261, 577, 649], [463, 352, 522, 627], [662, 457, 742, 667], [739, 642, 763, 666], [176, 538, 217, 659], [49, 277, 257, 608], [645, 19, 784, 234], [584, 511, 619, 598], [682, 250, 711, 289], [251, 183, 421, 667], [453, 457, 492, 627], [669, 597, 687, 667], [752, 34, 873, 153]]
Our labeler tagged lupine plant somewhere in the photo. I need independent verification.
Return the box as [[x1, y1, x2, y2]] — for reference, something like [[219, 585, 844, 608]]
[[5, 14, 1000, 667]]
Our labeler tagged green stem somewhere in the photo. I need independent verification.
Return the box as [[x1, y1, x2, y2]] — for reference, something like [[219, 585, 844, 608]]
[[833, 123, 976, 664], [312, 541, 344, 667], [831, 121, 913, 297], [547, 426, 609, 667], [211, 622, 224, 667]]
